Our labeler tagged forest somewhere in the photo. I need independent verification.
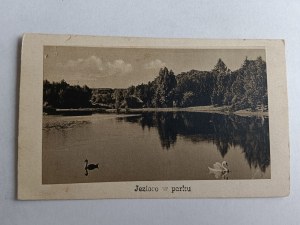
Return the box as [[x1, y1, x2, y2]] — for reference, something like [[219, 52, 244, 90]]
[[43, 57, 268, 112]]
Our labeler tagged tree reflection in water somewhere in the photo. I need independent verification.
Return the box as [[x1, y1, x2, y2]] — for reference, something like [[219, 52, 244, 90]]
[[117, 112, 270, 172]]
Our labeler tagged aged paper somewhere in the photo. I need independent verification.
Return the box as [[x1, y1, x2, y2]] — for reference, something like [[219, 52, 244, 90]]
[[18, 34, 289, 199]]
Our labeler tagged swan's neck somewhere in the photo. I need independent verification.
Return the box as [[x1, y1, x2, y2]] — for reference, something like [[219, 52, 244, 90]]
[[221, 162, 228, 170]]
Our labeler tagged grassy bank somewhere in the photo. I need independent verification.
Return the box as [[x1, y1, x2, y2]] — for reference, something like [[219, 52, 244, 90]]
[[109, 105, 268, 117], [45, 105, 268, 117]]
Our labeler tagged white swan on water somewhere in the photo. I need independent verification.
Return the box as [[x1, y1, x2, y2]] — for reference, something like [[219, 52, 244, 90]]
[[208, 161, 229, 179]]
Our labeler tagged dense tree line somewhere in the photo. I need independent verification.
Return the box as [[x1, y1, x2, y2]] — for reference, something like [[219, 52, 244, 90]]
[[44, 57, 268, 111], [43, 80, 92, 109], [125, 57, 268, 111]]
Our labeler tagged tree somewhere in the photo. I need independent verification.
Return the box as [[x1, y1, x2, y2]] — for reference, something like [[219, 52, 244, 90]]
[[43, 80, 92, 110], [230, 57, 267, 110], [212, 58, 230, 74], [152, 67, 177, 107], [211, 59, 231, 106]]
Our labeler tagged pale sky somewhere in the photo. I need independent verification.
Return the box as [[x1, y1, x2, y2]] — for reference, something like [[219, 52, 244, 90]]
[[44, 46, 265, 88]]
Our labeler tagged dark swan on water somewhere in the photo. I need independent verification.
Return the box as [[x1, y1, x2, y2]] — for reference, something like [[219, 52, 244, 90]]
[[84, 159, 99, 176]]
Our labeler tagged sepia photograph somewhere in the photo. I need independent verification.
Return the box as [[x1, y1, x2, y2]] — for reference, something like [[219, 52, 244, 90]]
[[18, 34, 289, 199], [42, 46, 270, 184]]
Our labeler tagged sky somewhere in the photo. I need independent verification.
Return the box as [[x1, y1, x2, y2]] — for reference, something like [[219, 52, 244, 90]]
[[44, 46, 265, 88]]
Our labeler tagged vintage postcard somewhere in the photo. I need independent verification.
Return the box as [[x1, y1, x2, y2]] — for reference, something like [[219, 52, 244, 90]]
[[18, 34, 289, 199]]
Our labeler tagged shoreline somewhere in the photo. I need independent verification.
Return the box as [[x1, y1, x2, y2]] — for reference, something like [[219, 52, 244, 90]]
[[44, 105, 268, 117], [128, 106, 268, 117]]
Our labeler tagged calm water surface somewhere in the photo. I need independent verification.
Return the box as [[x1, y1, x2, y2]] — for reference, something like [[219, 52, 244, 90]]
[[42, 112, 270, 184]]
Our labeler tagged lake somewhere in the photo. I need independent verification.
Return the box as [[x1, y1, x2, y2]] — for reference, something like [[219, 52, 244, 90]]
[[42, 112, 270, 184]]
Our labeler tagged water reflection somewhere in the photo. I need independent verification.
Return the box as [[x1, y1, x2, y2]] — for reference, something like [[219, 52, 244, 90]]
[[43, 119, 90, 130], [117, 112, 270, 172]]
